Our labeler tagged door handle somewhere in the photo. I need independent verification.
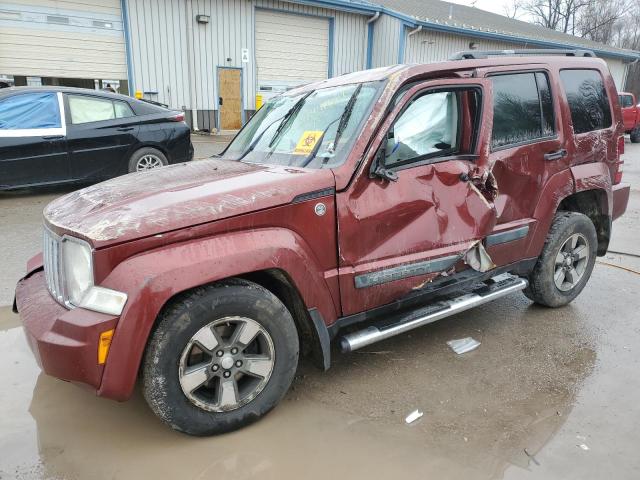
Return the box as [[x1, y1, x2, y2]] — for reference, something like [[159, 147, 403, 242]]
[[219, 96, 223, 106], [117, 127, 134, 132], [544, 149, 567, 161], [42, 135, 64, 140]]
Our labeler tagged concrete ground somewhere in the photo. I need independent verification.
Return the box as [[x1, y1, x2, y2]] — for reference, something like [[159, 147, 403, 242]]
[[1, 136, 640, 479]]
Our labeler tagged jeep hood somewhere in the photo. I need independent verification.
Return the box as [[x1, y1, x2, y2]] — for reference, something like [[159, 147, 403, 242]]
[[44, 158, 335, 247]]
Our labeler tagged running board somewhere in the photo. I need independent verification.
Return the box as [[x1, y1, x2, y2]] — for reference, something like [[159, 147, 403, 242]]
[[339, 273, 528, 353]]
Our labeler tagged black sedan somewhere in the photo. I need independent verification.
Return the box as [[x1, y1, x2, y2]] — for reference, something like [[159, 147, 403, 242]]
[[0, 87, 193, 190]]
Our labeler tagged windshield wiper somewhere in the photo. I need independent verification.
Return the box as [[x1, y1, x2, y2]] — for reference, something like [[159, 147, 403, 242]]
[[267, 91, 313, 149], [234, 113, 287, 161], [300, 85, 362, 168]]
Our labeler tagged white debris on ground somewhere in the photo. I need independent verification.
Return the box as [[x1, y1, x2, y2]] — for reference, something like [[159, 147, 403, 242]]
[[405, 409, 424, 424], [447, 337, 481, 354]]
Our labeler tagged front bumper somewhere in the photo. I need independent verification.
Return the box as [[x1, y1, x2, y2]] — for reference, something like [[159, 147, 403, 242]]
[[612, 183, 630, 221], [15, 270, 118, 391]]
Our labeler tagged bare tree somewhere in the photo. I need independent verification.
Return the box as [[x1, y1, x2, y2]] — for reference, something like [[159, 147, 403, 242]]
[[519, 0, 589, 34], [576, 0, 632, 44]]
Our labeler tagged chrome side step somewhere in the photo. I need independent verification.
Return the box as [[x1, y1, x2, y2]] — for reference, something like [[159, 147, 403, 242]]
[[339, 273, 528, 353]]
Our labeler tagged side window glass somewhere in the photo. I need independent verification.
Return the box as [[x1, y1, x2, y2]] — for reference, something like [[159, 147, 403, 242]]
[[0, 92, 61, 130], [491, 73, 549, 148], [559, 69, 612, 134], [384, 91, 460, 167], [68, 95, 116, 124], [621, 95, 633, 108], [114, 101, 134, 118]]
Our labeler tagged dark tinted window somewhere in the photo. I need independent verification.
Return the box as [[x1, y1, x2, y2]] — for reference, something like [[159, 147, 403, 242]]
[[560, 69, 612, 134], [491, 72, 555, 148], [619, 94, 634, 108]]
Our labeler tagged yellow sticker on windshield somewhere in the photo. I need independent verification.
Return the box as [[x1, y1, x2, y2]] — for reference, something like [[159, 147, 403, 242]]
[[293, 130, 324, 155]]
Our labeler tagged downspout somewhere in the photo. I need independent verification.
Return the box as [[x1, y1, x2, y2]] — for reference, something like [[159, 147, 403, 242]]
[[407, 25, 422, 37], [120, 0, 135, 94], [185, 0, 199, 131], [366, 12, 380, 70]]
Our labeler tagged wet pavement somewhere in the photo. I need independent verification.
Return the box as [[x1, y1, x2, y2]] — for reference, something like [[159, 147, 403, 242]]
[[1, 138, 639, 479]]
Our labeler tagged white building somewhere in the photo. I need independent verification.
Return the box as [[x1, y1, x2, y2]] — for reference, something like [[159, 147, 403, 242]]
[[1, 0, 638, 131]]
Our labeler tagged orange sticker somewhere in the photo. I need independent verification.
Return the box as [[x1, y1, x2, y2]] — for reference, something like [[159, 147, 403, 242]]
[[293, 130, 323, 155]]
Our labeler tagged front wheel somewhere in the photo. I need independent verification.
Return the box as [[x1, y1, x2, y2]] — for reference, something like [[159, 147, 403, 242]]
[[142, 279, 299, 436], [631, 126, 640, 143], [524, 212, 597, 307]]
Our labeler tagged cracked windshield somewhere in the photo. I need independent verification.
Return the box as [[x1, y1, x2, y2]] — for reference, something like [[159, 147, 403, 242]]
[[223, 82, 381, 168]]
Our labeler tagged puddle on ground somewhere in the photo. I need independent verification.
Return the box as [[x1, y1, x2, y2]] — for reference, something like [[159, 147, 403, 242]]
[[0, 292, 599, 480]]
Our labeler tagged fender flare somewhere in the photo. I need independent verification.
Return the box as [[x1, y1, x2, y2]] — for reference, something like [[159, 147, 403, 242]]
[[97, 227, 338, 401]]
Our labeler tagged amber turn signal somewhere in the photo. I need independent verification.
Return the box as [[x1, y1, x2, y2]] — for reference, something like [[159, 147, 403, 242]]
[[98, 329, 115, 365]]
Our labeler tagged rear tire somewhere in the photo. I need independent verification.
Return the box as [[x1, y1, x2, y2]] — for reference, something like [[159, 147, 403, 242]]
[[524, 212, 597, 308], [631, 127, 640, 143], [142, 279, 299, 436], [128, 147, 168, 172]]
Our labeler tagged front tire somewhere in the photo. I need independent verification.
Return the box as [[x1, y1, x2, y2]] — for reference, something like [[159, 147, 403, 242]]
[[524, 212, 597, 307], [142, 279, 299, 436], [631, 127, 640, 143]]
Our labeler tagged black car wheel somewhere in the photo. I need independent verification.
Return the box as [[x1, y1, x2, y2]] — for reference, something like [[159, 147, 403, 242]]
[[142, 278, 299, 436], [631, 127, 640, 143], [128, 147, 168, 172]]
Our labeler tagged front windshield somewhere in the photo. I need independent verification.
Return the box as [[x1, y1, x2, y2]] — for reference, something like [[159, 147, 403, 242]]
[[223, 81, 382, 169]]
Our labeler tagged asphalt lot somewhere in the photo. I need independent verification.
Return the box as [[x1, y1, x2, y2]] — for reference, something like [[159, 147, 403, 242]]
[[1, 136, 640, 479]]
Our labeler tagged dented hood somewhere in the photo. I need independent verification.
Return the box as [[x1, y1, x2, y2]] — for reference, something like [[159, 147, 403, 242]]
[[44, 158, 335, 247]]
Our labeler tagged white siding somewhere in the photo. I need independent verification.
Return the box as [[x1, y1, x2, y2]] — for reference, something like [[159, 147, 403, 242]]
[[403, 29, 523, 64], [370, 14, 402, 68], [605, 58, 626, 90], [0, 0, 126, 79], [125, 0, 368, 114]]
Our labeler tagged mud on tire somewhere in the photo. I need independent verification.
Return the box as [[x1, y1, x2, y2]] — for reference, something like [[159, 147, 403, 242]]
[[142, 278, 299, 436], [524, 211, 597, 308]]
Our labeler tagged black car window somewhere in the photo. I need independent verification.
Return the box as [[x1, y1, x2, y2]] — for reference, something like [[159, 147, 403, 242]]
[[68, 95, 135, 124], [490, 72, 555, 149], [560, 69, 612, 134], [0, 92, 61, 130]]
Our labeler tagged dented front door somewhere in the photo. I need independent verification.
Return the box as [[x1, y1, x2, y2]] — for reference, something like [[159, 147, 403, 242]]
[[337, 78, 497, 315]]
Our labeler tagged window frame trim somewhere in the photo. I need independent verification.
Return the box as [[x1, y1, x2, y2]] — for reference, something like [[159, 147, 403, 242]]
[[559, 67, 614, 136], [487, 69, 559, 152], [0, 91, 67, 138], [382, 85, 482, 171]]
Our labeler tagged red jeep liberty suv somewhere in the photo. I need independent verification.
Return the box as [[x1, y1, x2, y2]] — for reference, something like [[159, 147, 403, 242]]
[[15, 50, 630, 435]]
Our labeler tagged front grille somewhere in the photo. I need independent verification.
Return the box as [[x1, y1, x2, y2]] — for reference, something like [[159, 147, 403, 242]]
[[43, 228, 66, 306]]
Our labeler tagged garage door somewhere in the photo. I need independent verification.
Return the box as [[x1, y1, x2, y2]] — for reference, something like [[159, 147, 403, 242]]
[[255, 9, 329, 91], [0, 0, 126, 79]]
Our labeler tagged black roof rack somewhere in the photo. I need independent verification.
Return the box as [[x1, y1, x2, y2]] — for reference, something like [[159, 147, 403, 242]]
[[449, 49, 597, 60]]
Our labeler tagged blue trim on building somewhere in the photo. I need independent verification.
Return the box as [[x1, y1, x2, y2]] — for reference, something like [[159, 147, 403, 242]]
[[366, 21, 374, 69], [120, 0, 135, 92], [328, 17, 335, 77], [397, 23, 406, 63]]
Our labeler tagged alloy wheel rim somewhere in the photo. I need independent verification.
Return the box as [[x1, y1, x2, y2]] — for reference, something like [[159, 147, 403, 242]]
[[136, 154, 163, 171], [554, 233, 589, 291], [178, 316, 275, 412]]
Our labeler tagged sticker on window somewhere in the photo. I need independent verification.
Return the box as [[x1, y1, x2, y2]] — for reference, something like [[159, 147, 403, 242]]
[[293, 130, 323, 155]]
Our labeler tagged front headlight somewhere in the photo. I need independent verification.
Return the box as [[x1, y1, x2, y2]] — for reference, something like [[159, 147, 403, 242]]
[[62, 236, 93, 306], [61, 236, 128, 316]]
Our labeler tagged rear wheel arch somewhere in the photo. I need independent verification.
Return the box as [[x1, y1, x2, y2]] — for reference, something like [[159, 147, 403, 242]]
[[558, 189, 611, 255]]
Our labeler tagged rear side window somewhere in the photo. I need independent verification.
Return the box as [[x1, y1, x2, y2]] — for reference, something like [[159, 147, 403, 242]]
[[619, 94, 634, 108], [560, 69, 612, 134], [0, 92, 61, 130], [68, 95, 135, 124], [490, 72, 555, 149]]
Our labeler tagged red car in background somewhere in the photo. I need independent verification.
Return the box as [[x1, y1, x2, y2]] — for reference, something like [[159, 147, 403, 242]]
[[619, 92, 640, 142]]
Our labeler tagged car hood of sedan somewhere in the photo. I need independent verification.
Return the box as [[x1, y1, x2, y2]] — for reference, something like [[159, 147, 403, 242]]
[[44, 158, 335, 247]]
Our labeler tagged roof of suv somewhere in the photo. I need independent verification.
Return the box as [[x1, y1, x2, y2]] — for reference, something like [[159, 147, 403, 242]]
[[292, 54, 611, 93]]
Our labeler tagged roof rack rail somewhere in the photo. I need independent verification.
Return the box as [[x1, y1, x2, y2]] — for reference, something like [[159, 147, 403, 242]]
[[449, 49, 597, 60]]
